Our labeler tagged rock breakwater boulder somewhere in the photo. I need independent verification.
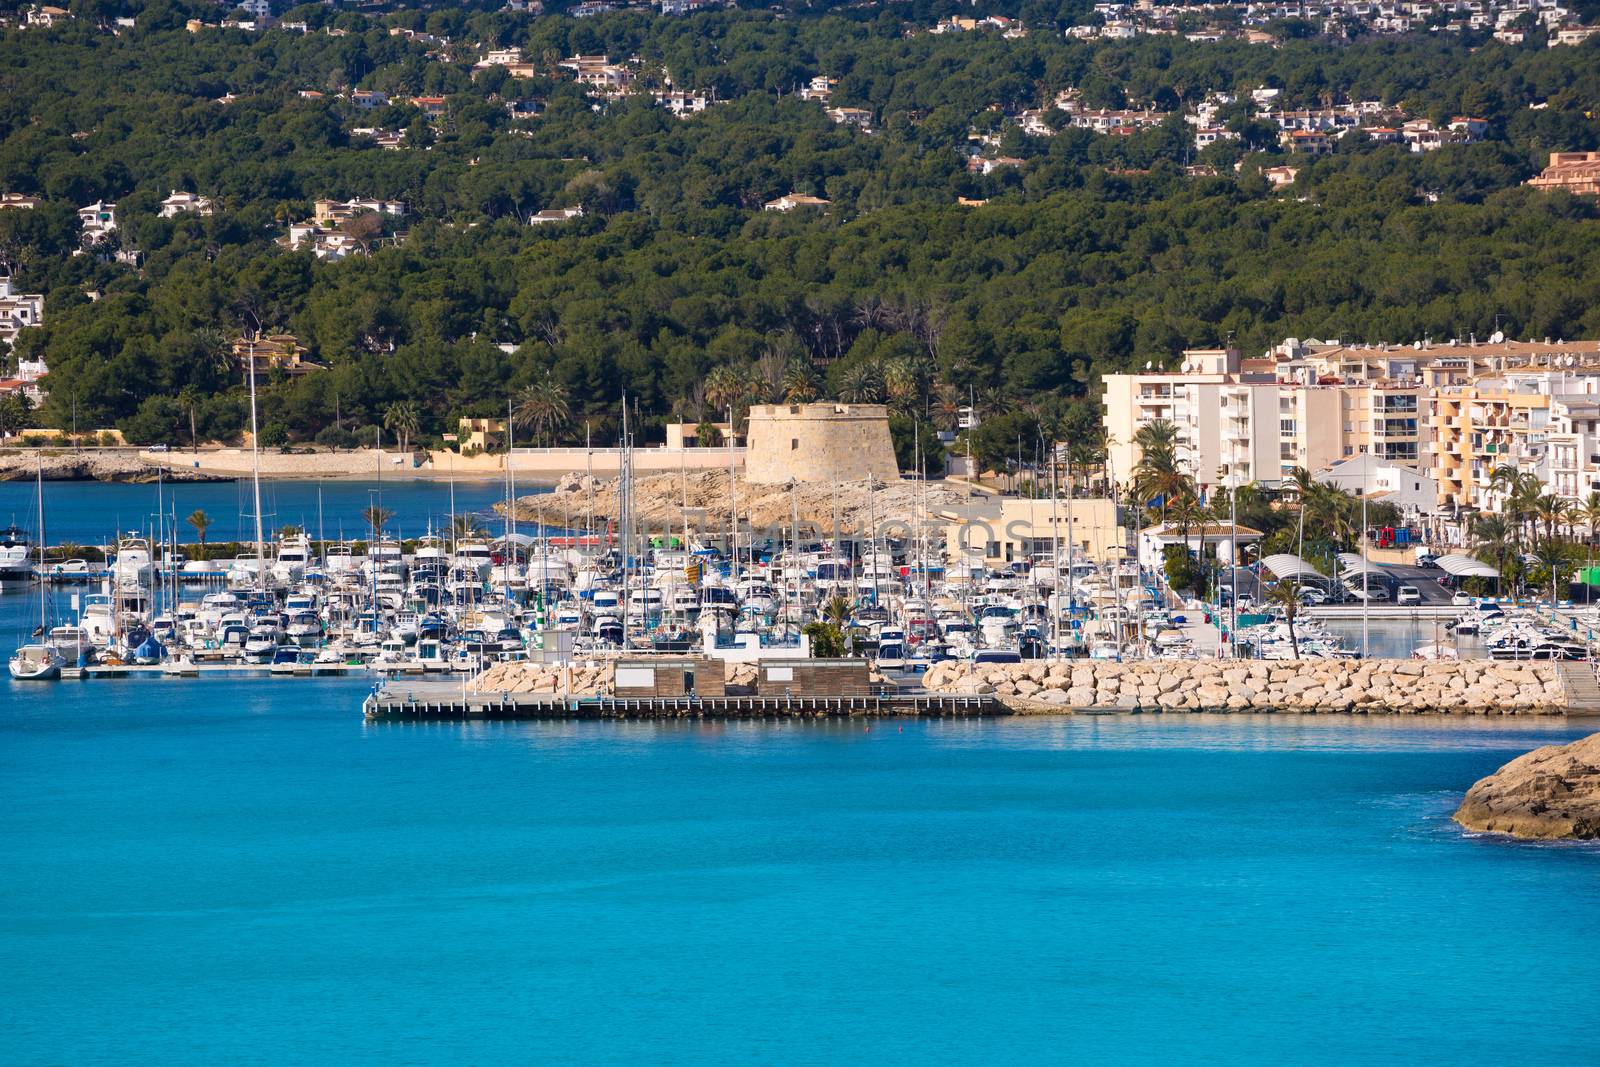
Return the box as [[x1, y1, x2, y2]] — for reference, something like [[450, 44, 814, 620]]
[[919, 658, 1566, 715], [473, 661, 612, 695], [1453, 732, 1600, 839]]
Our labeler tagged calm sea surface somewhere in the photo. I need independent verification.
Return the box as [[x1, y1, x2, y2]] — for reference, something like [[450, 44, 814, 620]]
[[3, 662, 1597, 1064], [0, 478, 539, 546]]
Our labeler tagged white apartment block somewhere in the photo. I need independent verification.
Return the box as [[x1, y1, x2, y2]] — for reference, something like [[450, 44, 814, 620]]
[[1105, 336, 1600, 512], [0, 276, 45, 345]]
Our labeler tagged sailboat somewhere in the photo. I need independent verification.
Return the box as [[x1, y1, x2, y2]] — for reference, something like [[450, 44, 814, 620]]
[[10, 462, 65, 680]]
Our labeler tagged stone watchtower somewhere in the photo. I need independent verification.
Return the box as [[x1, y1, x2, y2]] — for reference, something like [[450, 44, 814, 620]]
[[743, 403, 900, 484]]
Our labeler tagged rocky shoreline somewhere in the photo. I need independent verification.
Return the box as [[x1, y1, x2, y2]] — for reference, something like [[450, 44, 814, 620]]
[[920, 658, 1571, 714], [1453, 732, 1600, 839], [506, 469, 978, 533], [0, 450, 230, 483]]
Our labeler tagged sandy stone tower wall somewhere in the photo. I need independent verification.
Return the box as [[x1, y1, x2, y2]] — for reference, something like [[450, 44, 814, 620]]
[[744, 403, 900, 484]]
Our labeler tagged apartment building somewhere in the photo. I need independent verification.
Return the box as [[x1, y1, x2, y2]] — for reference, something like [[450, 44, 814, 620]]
[[1105, 345, 1416, 492], [1105, 336, 1600, 507]]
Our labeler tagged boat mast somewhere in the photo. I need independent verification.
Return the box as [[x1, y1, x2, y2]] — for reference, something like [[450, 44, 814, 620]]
[[619, 392, 630, 647], [728, 404, 738, 592], [36, 457, 47, 629], [1051, 441, 1061, 654], [504, 400, 515, 606], [247, 338, 265, 587]]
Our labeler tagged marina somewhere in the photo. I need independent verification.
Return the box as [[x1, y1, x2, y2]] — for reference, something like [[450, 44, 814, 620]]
[[7, 468, 1600, 687]]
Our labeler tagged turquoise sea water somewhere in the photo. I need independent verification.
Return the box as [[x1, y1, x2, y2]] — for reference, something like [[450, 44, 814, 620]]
[[0, 478, 528, 546], [4, 669, 1598, 1065]]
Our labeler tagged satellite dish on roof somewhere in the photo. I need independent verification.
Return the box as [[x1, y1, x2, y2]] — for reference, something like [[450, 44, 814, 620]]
[[1180, 360, 1191, 372], [1145, 361, 1153, 370], [1413, 340, 1422, 349], [1491, 330, 1505, 343]]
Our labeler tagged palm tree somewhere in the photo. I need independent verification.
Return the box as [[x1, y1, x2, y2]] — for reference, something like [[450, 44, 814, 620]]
[[186, 509, 212, 552], [1132, 419, 1180, 466], [882, 358, 918, 413], [835, 361, 882, 404], [1532, 537, 1569, 605], [1580, 491, 1600, 545], [512, 371, 571, 447], [781, 360, 818, 403], [704, 364, 745, 414], [1131, 421, 1190, 519], [1068, 437, 1105, 496], [1264, 580, 1302, 658], [451, 514, 485, 541], [1533, 494, 1573, 544], [364, 505, 393, 541], [930, 383, 962, 433], [1166, 487, 1206, 589], [1579, 492, 1600, 598], [383, 401, 419, 455], [1470, 514, 1514, 594]]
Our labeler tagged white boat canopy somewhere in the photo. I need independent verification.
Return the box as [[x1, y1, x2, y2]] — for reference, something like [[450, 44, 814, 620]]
[[1260, 553, 1325, 581], [1434, 553, 1499, 579]]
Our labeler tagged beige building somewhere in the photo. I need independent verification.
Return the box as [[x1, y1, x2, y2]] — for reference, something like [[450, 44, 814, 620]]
[[743, 403, 898, 484], [939, 496, 1123, 566], [456, 417, 506, 452], [1526, 151, 1600, 197], [663, 421, 737, 448], [1106, 337, 1600, 507], [232, 333, 322, 376]]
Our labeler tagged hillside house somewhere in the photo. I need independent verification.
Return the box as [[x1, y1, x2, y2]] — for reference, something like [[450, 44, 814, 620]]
[[763, 193, 831, 212], [158, 191, 215, 218]]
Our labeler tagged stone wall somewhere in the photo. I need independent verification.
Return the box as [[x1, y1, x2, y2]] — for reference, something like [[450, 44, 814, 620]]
[[743, 403, 899, 484], [922, 658, 1568, 714]]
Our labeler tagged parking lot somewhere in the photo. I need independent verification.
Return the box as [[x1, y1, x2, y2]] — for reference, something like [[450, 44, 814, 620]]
[[1218, 560, 1461, 609]]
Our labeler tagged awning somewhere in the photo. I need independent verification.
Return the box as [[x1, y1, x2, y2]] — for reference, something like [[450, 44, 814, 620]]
[[1435, 553, 1499, 579], [1261, 553, 1324, 581]]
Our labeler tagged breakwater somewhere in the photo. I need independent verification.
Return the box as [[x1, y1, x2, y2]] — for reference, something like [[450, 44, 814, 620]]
[[921, 658, 1575, 714]]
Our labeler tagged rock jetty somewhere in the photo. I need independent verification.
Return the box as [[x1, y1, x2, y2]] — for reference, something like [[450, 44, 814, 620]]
[[473, 661, 612, 695], [472, 660, 763, 696], [920, 658, 1569, 714], [1453, 732, 1600, 839]]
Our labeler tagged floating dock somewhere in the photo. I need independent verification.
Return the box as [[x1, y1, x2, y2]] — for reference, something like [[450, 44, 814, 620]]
[[362, 684, 1005, 721]]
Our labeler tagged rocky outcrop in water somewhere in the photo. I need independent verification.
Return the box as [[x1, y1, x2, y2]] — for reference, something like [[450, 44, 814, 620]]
[[920, 658, 1568, 714], [1453, 732, 1600, 839]]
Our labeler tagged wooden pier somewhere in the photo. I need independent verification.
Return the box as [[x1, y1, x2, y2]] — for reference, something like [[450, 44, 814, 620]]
[[362, 684, 1005, 722]]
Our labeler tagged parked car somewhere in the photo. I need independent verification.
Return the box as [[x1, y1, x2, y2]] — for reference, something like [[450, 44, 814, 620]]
[[1452, 591, 1475, 607], [1298, 588, 1330, 606], [1396, 585, 1421, 606], [1415, 554, 1439, 569], [1347, 586, 1391, 602]]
